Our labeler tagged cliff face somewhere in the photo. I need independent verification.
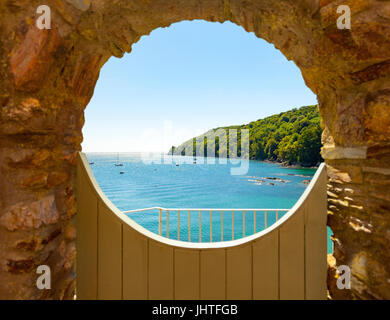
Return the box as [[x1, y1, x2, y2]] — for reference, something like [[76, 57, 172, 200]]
[[0, 0, 389, 299]]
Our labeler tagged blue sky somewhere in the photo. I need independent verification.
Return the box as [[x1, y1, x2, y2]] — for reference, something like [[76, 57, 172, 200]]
[[82, 21, 317, 152]]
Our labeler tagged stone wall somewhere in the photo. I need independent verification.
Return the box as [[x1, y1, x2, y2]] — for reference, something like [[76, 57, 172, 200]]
[[0, 0, 389, 299]]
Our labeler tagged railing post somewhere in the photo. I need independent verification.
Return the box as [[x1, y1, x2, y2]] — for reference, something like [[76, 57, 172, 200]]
[[243, 210, 245, 237], [188, 210, 191, 242], [129, 207, 286, 242], [232, 210, 234, 240], [167, 209, 169, 239], [254, 210, 256, 233], [199, 210, 202, 243], [221, 211, 223, 241], [210, 210, 212, 242], [159, 208, 162, 236], [177, 210, 180, 240]]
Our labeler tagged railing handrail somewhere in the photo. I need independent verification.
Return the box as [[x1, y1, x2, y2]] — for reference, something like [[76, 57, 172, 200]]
[[122, 207, 289, 214]]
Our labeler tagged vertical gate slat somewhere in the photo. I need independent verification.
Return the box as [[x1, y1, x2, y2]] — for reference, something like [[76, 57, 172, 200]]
[[148, 240, 174, 299], [226, 245, 252, 299], [305, 166, 328, 299], [76, 163, 98, 300], [279, 209, 305, 300], [174, 249, 200, 299], [200, 250, 226, 299], [98, 202, 122, 299], [122, 227, 148, 299], [253, 232, 279, 300]]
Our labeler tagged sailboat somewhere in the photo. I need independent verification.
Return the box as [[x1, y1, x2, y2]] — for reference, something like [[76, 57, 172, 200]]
[[115, 153, 123, 167]]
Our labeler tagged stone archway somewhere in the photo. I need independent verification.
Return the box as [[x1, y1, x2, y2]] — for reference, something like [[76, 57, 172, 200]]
[[0, 0, 389, 300]]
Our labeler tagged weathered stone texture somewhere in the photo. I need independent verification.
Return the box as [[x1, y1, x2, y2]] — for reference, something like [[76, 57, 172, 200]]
[[0, 0, 389, 299]]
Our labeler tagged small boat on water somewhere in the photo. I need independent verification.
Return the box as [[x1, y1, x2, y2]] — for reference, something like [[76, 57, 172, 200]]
[[89, 162, 95, 165], [120, 171, 125, 174], [115, 153, 123, 167]]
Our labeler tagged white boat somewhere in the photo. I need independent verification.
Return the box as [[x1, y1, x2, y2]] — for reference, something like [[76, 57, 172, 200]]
[[115, 153, 123, 167]]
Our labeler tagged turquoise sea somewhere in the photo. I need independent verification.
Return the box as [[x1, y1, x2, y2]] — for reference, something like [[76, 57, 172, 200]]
[[86, 153, 332, 253]]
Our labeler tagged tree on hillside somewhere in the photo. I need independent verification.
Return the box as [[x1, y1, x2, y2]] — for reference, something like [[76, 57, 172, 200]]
[[171, 105, 323, 167]]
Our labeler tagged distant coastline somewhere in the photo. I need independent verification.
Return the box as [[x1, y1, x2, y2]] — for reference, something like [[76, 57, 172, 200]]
[[169, 105, 323, 168]]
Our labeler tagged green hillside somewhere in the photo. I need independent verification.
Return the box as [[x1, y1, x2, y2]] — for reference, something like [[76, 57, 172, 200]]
[[169, 105, 323, 167]]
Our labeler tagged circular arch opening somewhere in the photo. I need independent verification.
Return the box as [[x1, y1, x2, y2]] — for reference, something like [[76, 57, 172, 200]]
[[82, 20, 324, 245]]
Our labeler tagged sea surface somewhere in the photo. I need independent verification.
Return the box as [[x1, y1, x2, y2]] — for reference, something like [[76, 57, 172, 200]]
[[86, 153, 332, 253]]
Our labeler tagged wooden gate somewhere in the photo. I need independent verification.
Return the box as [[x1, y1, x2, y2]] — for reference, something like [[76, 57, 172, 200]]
[[76, 152, 327, 300]]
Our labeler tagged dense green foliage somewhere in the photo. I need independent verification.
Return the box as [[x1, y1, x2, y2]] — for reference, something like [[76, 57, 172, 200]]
[[170, 105, 323, 167]]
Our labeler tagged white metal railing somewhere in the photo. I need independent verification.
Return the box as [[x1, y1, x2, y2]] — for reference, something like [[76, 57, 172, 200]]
[[122, 207, 289, 242]]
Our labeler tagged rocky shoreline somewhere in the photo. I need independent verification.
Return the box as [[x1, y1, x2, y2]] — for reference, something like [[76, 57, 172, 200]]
[[247, 174, 312, 186], [262, 159, 320, 169]]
